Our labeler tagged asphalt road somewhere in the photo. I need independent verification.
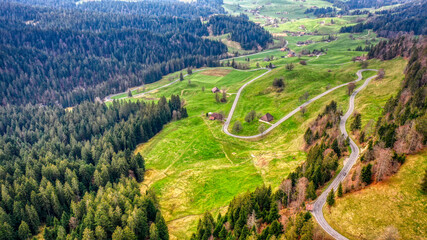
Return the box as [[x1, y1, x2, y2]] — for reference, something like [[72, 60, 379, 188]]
[[311, 70, 378, 240], [104, 64, 378, 239], [223, 68, 378, 239], [223, 69, 378, 139]]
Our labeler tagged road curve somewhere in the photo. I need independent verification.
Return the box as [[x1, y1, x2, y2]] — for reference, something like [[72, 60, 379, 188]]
[[223, 68, 378, 239], [311, 70, 377, 240], [223, 69, 378, 139]]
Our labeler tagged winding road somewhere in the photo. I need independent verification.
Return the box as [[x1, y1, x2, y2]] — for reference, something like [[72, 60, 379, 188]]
[[311, 70, 377, 240], [223, 69, 378, 139], [222, 68, 377, 239], [106, 62, 378, 239]]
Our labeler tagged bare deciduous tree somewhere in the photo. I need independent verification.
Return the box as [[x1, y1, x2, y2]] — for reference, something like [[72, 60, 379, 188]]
[[394, 123, 423, 154], [280, 179, 292, 205], [374, 146, 393, 182], [247, 210, 257, 230], [296, 177, 308, 208], [377, 68, 385, 80]]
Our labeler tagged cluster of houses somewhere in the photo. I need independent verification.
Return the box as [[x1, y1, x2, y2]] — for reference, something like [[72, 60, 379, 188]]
[[281, 30, 313, 37], [296, 40, 314, 46]]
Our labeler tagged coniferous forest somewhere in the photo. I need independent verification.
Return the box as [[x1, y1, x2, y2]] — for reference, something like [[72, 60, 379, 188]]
[[0, 0, 268, 107], [0, 96, 187, 239], [339, 0, 427, 37]]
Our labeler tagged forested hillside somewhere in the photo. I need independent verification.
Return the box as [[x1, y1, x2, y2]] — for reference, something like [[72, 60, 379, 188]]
[[208, 15, 273, 50], [6, 0, 225, 17], [340, 0, 427, 37], [327, 0, 406, 10], [0, 2, 228, 107], [344, 36, 426, 190], [0, 1, 269, 107], [0, 96, 187, 239]]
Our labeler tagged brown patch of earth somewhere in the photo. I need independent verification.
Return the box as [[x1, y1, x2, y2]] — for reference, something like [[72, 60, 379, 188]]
[[200, 69, 232, 77]]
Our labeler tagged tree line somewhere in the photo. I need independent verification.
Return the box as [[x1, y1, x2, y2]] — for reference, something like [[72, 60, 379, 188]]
[[208, 14, 273, 50], [340, 0, 427, 37], [0, 95, 187, 239], [0, 2, 227, 107], [326, 0, 403, 10], [5, 0, 225, 18]]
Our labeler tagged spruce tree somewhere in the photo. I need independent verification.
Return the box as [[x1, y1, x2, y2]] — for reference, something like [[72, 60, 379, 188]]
[[18, 221, 31, 240], [337, 182, 343, 197], [306, 181, 317, 200], [156, 213, 169, 240], [361, 164, 372, 184], [326, 189, 335, 207], [179, 72, 184, 81]]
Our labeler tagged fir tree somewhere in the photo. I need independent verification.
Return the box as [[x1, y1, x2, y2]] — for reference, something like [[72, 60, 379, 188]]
[[326, 189, 335, 207], [361, 164, 372, 185], [337, 182, 343, 197]]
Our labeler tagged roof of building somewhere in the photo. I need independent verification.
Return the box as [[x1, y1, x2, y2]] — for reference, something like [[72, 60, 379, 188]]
[[260, 113, 274, 122]]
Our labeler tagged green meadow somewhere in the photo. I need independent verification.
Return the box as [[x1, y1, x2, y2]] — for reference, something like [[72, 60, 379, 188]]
[[125, 62, 403, 239], [324, 151, 427, 239], [224, 0, 334, 22], [106, 27, 404, 239]]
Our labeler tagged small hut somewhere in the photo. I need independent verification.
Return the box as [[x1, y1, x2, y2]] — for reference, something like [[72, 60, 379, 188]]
[[211, 87, 220, 93], [260, 113, 274, 122]]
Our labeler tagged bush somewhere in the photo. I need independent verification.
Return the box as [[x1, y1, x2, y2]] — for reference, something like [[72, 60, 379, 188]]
[[232, 121, 243, 133], [245, 110, 256, 123], [272, 77, 285, 89]]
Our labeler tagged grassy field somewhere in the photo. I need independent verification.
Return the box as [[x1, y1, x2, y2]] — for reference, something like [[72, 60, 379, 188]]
[[97, 30, 401, 238], [323, 151, 427, 239], [124, 55, 405, 239], [224, 0, 334, 22], [230, 31, 380, 67], [265, 15, 363, 34]]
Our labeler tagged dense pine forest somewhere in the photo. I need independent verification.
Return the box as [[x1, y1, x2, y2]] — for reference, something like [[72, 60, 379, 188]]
[[340, 0, 427, 37], [0, 96, 187, 239], [0, 1, 228, 107], [208, 15, 273, 50], [0, 0, 267, 107], [326, 0, 406, 10]]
